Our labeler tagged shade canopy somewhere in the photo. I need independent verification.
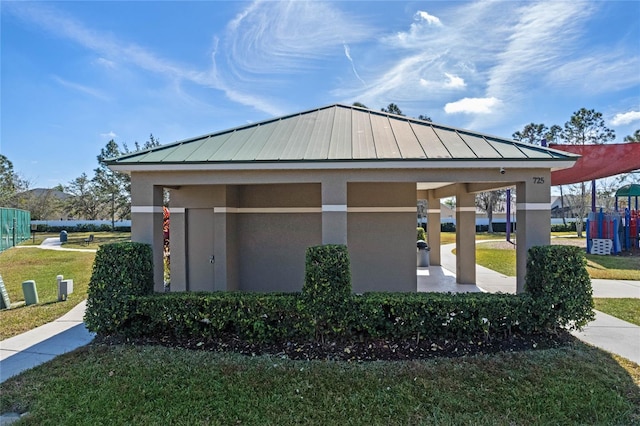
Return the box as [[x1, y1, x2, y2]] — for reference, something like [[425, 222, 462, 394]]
[[615, 184, 640, 197], [550, 143, 640, 186]]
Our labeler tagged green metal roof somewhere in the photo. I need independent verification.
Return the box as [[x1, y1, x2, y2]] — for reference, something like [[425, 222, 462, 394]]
[[107, 104, 578, 168]]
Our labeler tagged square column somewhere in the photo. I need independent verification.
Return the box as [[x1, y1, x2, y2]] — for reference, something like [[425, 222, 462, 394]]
[[130, 179, 165, 292], [322, 176, 347, 244], [427, 191, 441, 266], [455, 185, 476, 284], [516, 173, 551, 293], [214, 207, 239, 291]]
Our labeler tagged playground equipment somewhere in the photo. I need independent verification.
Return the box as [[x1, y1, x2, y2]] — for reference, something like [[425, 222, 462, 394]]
[[586, 184, 639, 255]]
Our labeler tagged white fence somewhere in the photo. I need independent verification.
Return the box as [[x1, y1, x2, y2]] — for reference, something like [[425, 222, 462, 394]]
[[418, 217, 579, 226], [31, 220, 131, 228]]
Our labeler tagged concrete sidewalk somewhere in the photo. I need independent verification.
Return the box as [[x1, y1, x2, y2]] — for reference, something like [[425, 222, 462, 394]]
[[433, 242, 640, 364], [0, 300, 95, 383], [15, 237, 96, 253], [439, 242, 640, 298], [571, 310, 640, 364]]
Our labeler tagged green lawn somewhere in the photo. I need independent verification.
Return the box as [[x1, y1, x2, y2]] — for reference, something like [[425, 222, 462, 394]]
[[1, 342, 638, 425], [24, 231, 130, 249], [437, 232, 506, 245], [586, 254, 640, 280], [476, 247, 517, 276], [0, 232, 130, 340], [0, 249, 95, 339], [470, 247, 640, 280], [593, 298, 640, 326]]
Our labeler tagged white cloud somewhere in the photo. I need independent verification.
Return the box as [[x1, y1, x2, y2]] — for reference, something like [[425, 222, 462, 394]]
[[443, 73, 465, 89], [95, 57, 116, 69], [419, 72, 465, 90], [549, 52, 640, 94], [52, 76, 110, 100], [343, 43, 366, 86], [100, 131, 118, 139], [385, 10, 444, 48], [485, 2, 594, 100], [611, 111, 640, 126], [224, 1, 371, 75], [11, 5, 207, 83], [7, 2, 285, 116], [416, 11, 442, 27], [444, 97, 501, 114]]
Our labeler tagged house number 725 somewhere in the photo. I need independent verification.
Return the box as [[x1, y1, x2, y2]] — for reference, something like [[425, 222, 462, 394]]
[[533, 177, 545, 184]]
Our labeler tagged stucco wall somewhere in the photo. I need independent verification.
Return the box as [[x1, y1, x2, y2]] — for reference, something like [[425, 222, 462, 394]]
[[234, 183, 321, 292], [348, 182, 417, 292], [236, 213, 321, 292], [169, 183, 323, 292], [129, 165, 555, 294]]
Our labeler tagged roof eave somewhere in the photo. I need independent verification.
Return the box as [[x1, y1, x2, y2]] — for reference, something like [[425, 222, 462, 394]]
[[109, 158, 578, 173]]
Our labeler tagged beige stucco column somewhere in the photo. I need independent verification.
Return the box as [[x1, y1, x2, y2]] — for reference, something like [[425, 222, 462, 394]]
[[130, 178, 165, 292], [213, 186, 238, 291], [427, 190, 441, 266], [322, 176, 347, 244], [515, 172, 551, 293], [455, 184, 476, 284]]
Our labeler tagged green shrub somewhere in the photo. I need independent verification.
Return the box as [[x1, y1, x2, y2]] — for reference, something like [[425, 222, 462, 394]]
[[551, 222, 577, 232], [302, 244, 352, 339], [85, 242, 154, 334], [84, 243, 596, 345], [525, 245, 594, 331], [100, 291, 536, 343], [441, 223, 456, 232], [132, 292, 308, 342], [33, 225, 131, 233], [350, 292, 532, 340], [417, 227, 426, 241]]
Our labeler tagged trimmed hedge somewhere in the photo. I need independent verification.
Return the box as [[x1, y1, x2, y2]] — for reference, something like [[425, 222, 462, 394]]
[[350, 292, 534, 340], [302, 244, 352, 339], [33, 224, 131, 233], [441, 223, 456, 232], [85, 242, 154, 334], [36, 223, 131, 232], [130, 292, 309, 342], [85, 243, 594, 344], [525, 245, 594, 331], [550, 222, 577, 232], [101, 291, 535, 343]]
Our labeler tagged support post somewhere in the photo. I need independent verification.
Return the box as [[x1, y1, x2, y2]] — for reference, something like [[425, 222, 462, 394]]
[[426, 191, 441, 266], [455, 185, 476, 284], [131, 180, 165, 292], [321, 176, 348, 245], [506, 189, 511, 242], [515, 174, 551, 293]]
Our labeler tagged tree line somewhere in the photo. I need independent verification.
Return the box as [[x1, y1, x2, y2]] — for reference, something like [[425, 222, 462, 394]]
[[0, 135, 160, 225]]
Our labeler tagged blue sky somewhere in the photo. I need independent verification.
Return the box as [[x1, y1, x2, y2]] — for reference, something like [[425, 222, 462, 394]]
[[2, 1, 639, 188]]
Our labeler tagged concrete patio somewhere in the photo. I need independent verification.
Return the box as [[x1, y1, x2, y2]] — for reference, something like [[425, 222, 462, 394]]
[[417, 243, 516, 294], [418, 242, 640, 299]]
